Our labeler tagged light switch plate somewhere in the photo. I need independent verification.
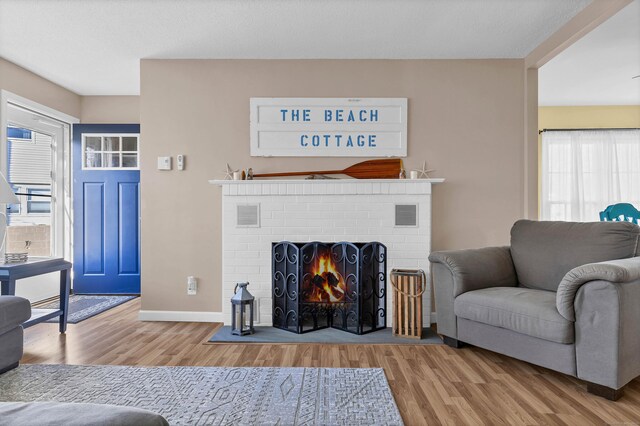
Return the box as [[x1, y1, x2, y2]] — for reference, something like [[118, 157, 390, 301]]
[[157, 156, 172, 170]]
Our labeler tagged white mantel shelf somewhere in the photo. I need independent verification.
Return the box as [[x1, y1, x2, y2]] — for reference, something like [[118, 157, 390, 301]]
[[209, 178, 444, 185], [209, 178, 444, 196]]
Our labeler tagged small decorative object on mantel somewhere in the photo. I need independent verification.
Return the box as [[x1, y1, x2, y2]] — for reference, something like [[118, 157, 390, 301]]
[[416, 161, 436, 179], [398, 167, 406, 179], [253, 158, 403, 180], [223, 163, 238, 180], [391, 269, 426, 339], [231, 282, 255, 336], [245, 168, 254, 180]]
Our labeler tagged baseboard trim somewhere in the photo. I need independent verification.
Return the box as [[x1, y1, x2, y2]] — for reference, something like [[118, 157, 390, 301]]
[[138, 310, 224, 323]]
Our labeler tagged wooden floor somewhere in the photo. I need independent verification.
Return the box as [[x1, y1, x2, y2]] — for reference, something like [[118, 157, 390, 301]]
[[22, 299, 640, 425]]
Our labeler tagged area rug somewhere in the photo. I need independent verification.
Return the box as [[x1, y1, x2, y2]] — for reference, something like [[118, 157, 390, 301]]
[[0, 364, 403, 425], [38, 295, 137, 324], [209, 325, 442, 345]]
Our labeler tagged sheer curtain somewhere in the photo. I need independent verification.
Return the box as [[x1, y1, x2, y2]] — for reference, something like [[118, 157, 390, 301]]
[[541, 129, 640, 221]]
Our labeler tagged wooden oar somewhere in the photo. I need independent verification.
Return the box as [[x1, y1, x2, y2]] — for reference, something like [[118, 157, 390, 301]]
[[253, 159, 403, 179]]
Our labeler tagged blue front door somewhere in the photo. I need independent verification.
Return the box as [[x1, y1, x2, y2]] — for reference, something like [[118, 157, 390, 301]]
[[72, 124, 140, 294]]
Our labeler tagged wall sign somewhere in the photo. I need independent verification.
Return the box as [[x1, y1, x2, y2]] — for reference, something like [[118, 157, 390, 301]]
[[250, 98, 407, 157]]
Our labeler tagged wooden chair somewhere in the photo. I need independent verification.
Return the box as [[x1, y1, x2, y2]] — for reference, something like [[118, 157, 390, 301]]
[[599, 203, 640, 224]]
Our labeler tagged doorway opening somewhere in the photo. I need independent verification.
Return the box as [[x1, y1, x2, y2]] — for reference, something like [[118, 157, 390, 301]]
[[1, 91, 76, 302]]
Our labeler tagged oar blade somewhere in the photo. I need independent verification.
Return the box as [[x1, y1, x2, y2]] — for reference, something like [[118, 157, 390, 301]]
[[343, 159, 403, 179]]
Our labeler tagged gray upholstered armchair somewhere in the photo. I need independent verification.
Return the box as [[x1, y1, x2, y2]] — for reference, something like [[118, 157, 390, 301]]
[[0, 296, 31, 374], [429, 220, 640, 400]]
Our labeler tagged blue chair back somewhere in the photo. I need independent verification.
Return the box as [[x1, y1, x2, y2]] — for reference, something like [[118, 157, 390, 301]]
[[600, 203, 640, 224]]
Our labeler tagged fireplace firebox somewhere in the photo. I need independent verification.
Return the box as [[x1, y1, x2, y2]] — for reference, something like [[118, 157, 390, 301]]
[[272, 241, 387, 334]]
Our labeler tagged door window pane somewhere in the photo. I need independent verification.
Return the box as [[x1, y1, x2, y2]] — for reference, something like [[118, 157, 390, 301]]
[[86, 152, 102, 168], [85, 136, 101, 151], [122, 154, 138, 168], [5, 126, 53, 258], [122, 137, 137, 151], [104, 136, 120, 151], [104, 153, 120, 167], [7, 127, 32, 140], [83, 135, 139, 169], [27, 188, 51, 214]]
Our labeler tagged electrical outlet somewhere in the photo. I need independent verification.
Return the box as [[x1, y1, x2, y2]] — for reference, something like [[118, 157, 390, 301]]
[[187, 276, 197, 295]]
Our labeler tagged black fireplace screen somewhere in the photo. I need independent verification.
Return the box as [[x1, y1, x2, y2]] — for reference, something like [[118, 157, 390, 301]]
[[272, 241, 387, 334]]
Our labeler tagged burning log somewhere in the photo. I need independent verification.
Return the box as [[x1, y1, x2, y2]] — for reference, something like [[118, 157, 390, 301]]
[[306, 255, 347, 303], [312, 274, 330, 302], [326, 272, 340, 288], [312, 274, 325, 289], [325, 272, 345, 300]]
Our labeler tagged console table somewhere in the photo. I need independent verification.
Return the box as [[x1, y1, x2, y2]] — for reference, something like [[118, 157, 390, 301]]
[[0, 257, 72, 333]]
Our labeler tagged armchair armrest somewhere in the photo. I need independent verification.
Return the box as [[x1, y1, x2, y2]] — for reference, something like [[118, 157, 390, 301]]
[[557, 257, 640, 321], [0, 296, 31, 335], [428, 246, 517, 298], [428, 246, 517, 338], [574, 276, 640, 390]]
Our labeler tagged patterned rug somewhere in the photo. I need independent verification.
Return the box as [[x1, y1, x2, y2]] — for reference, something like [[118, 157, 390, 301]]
[[38, 295, 137, 324], [0, 365, 403, 425]]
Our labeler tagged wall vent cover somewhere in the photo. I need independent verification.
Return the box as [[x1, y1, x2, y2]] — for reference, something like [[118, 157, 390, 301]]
[[237, 204, 259, 227], [395, 204, 418, 227]]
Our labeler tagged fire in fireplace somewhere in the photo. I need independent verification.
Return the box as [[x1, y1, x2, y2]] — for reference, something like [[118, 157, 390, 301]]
[[306, 252, 346, 303], [272, 241, 387, 334]]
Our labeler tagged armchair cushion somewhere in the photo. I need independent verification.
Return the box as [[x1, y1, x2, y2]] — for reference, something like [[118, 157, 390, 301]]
[[428, 246, 517, 298], [0, 296, 31, 336], [557, 257, 640, 321], [454, 287, 574, 344], [510, 220, 640, 292]]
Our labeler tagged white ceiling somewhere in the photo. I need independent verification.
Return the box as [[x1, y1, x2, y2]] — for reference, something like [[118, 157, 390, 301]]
[[539, 0, 640, 106], [0, 0, 592, 95]]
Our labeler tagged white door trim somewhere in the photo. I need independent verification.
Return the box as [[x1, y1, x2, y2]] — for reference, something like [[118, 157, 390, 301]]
[[0, 91, 79, 126], [0, 90, 79, 264]]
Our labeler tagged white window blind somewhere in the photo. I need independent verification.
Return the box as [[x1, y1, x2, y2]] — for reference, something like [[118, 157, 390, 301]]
[[8, 132, 52, 185], [541, 129, 640, 222]]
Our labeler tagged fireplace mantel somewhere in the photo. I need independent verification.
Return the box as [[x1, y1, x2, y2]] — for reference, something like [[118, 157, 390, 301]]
[[209, 178, 444, 195], [210, 178, 444, 184], [211, 177, 443, 327]]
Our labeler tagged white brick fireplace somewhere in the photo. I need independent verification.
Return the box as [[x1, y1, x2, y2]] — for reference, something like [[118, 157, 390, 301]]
[[210, 178, 443, 327]]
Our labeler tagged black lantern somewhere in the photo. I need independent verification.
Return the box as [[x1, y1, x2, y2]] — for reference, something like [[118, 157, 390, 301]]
[[231, 282, 255, 335]]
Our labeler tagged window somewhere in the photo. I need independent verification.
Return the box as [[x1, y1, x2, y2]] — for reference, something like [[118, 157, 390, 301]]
[[7, 127, 33, 141], [27, 188, 51, 214], [82, 134, 139, 169], [6, 197, 20, 214], [7, 185, 51, 218], [541, 129, 640, 221]]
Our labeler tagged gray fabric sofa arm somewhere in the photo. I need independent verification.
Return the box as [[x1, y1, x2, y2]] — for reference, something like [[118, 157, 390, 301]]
[[429, 246, 517, 339], [575, 278, 640, 390], [428, 246, 517, 298], [556, 257, 640, 321], [0, 296, 31, 335]]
